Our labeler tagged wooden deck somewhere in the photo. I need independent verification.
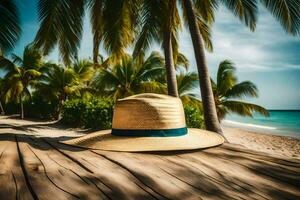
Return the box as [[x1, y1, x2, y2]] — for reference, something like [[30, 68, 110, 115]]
[[0, 123, 299, 200]]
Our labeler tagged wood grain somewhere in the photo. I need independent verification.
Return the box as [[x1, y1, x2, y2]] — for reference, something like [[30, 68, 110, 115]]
[[0, 132, 299, 200]]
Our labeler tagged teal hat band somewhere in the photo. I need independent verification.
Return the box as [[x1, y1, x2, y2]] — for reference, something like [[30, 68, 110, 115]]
[[111, 127, 188, 137]]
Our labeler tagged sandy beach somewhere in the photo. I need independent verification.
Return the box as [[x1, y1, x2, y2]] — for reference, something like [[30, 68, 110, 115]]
[[223, 126, 300, 159]]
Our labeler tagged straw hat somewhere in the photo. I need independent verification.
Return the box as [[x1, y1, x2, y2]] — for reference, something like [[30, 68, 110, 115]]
[[63, 93, 224, 152]]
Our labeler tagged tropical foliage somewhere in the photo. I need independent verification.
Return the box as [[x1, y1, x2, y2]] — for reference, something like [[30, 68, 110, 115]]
[[91, 51, 166, 101], [181, 0, 300, 134], [212, 60, 269, 120], [62, 97, 114, 129], [177, 69, 200, 105], [34, 0, 140, 65], [1, 0, 299, 134], [0, 77, 5, 114], [0, 0, 21, 52], [0, 45, 42, 118], [36, 60, 94, 116]]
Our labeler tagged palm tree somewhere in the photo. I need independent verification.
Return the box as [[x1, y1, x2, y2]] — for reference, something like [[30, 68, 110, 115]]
[[37, 60, 94, 116], [0, 77, 5, 115], [34, 0, 140, 65], [182, 0, 300, 135], [134, 0, 212, 97], [72, 59, 95, 83], [0, 45, 42, 118], [0, 0, 21, 52], [91, 51, 166, 101], [177, 68, 200, 105], [212, 60, 269, 120]]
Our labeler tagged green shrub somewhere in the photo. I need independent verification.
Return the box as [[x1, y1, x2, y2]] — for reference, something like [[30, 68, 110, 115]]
[[26, 94, 59, 120], [184, 104, 205, 129], [61, 99, 87, 126], [62, 98, 113, 129], [3, 94, 58, 120], [62, 97, 204, 130], [82, 98, 114, 129]]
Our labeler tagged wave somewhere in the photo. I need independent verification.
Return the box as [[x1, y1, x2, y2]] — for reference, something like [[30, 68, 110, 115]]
[[222, 120, 277, 130]]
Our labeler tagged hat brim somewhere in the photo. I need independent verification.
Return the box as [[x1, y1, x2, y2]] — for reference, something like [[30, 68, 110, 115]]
[[62, 128, 224, 152]]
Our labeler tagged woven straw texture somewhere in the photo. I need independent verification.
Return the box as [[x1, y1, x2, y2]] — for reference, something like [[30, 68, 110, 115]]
[[63, 93, 224, 152], [112, 93, 186, 129]]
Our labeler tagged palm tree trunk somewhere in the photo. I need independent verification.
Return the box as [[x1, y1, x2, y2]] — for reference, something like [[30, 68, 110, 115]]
[[93, 37, 100, 65], [183, 0, 223, 135], [20, 94, 24, 119], [0, 100, 4, 115], [163, 30, 179, 97]]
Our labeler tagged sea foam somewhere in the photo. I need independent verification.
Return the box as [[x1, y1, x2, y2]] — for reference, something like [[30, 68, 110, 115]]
[[223, 120, 277, 130]]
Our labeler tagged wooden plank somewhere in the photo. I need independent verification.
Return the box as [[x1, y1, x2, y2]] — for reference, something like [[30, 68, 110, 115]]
[[0, 136, 33, 200], [27, 136, 112, 200], [16, 135, 77, 200], [178, 147, 300, 200], [95, 150, 262, 200], [92, 150, 204, 200], [0, 129, 299, 200], [42, 139, 160, 200]]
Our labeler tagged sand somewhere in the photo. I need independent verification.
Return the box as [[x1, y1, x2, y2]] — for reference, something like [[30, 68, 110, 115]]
[[223, 127, 300, 159]]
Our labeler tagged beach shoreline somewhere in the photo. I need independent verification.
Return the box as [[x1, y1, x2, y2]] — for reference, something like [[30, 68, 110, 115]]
[[222, 124, 300, 159]]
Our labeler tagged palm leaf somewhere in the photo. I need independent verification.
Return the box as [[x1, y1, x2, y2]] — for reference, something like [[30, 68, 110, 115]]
[[102, 0, 140, 58], [224, 81, 258, 99], [88, 0, 104, 64], [177, 70, 199, 97], [260, 0, 300, 36], [175, 53, 190, 70], [0, 0, 21, 52], [223, 100, 269, 118], [194, 0, 218, 24], [35, 0, 85, 65], [216, 60, 237, 95], [220, 0, 258, 31], [196, 16, 213, 52], [133, 0, 161, 58], [0, 55, 17, 72]]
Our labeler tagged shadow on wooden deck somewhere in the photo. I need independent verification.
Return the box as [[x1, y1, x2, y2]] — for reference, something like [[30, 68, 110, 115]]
[[0, 127, 299, 200]]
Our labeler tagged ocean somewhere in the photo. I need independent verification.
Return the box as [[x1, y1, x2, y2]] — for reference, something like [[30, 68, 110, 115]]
[[223, 110, 300, 138]]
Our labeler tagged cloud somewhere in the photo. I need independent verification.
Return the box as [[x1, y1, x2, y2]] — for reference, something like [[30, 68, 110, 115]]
[[178, 6, 300, 74]]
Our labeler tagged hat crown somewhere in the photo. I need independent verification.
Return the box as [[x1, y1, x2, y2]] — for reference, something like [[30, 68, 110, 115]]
[[112, 93, 186, 130]]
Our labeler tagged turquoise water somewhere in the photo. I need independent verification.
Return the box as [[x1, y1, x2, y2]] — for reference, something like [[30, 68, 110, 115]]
[[225, 110, 300, 138]]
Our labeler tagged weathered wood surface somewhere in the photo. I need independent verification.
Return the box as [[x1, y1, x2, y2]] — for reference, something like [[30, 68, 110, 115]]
[[0, 123, 299, 200]]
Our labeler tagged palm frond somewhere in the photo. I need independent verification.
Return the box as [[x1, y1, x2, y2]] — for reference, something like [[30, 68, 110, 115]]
[[11, 54, 23, 65], [175, 53, 190, 70], [260, 0, 300, 36], [102, 0, 140, 58], [216, 60, 237, 95], [223, 100, 269, 119], [88, 0, 104, 63], [24, 69, 41, 78], [0, 0, 21, 52], [22, 45, 43, 69], [133, 0, 161, 58], [0, 55, 17, 72], [220, 0, 258, 31], [72, 59, 95, 82], [224, 81, 258, 99], [196, 16, 213, 52], [35, 0, 85, 65], [177, 70, 199, 97], [194, 0, 218, 24]]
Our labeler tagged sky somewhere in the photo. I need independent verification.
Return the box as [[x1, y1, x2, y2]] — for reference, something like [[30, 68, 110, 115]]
[[9, 1, 300, 109]]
